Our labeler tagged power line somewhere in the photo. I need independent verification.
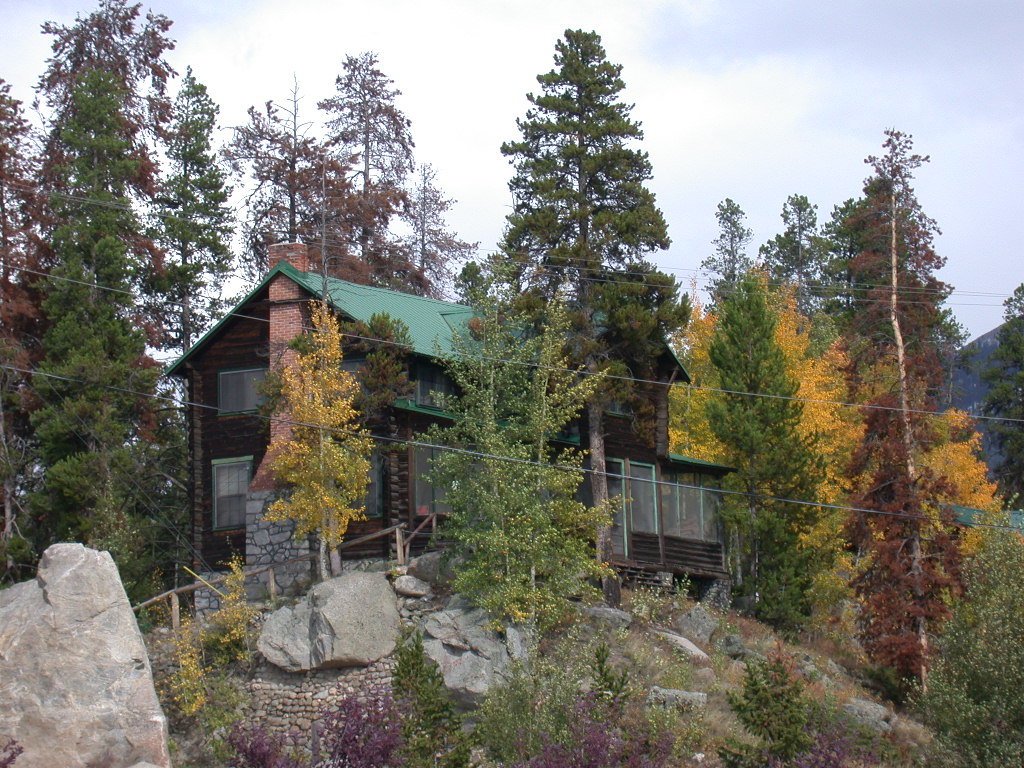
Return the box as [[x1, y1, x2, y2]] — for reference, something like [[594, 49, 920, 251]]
[[7, 176, 1013, 302], [3, 362, 1018, 533], [3, 256, 1020, 427]]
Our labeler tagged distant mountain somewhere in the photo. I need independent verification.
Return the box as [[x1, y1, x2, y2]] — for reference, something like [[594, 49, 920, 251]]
[[951, 323, 1004, 470]]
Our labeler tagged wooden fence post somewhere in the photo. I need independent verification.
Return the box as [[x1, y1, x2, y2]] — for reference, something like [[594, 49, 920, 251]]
[[395, 527, 406, 566], [268, 568, 278, 602], [170, 592, 180, 631]]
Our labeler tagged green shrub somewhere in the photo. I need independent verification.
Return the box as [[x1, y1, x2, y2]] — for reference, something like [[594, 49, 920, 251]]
[[392, 628, 469, 768], [922, 526, 1024, 767], [720, 649, 813, 767]]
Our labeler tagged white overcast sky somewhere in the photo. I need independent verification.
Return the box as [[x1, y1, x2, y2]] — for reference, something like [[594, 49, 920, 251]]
[[2, 0, 1021, 340]]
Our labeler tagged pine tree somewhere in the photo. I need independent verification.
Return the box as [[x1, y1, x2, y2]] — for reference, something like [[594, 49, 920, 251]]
[[37, 0, 175, 337], [707, 272, 823, 627], [759, 194, 821, 314], [29, 70, 161, 597], [320, 52, 421, 292], [0, 79, 43, 582], [402, 163, 475, 297], [500, 29, 683, 603], [703, 198, 754, 303], [982, 284, 1024, 502], [426, 266, 610, 629], [722, 651, 813, 765], [266, 301, 373, 580], [817, 197, 866, 323], [845, 131, 962, 685], [157, 67, 234, 353], [226, 82, 357, 283], [393, 628, 469, 768]]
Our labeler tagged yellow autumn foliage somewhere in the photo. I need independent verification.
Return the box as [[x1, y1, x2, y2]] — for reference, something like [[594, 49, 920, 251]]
[[668, 292, 726, 463], [266, 302, 373, 566]]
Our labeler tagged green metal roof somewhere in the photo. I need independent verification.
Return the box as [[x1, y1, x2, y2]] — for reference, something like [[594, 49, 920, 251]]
[[288, 265, 474, 358], [948, 504, 1024, 530], [167, 261, 690, 385], [667, 452, 734, 475], [166, 261, 474, 376]]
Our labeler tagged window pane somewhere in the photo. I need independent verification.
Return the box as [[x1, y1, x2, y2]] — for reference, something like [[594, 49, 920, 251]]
[[660, 472, 682, 537], [628, 462, 657, 534], [679, 474, 702, 540], [214, 460, 250, 529], [606, 459, 626, 556], [219, 369, 266, 412], [415, 363, 455, 408], [361, 451, 381, 518], [413, 447, 451, 516], [701, 480, 722, 542]]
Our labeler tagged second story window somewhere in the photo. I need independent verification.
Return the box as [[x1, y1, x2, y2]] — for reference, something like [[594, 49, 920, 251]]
[[219, 368, 267, 413], [414, 361, 455, 409]]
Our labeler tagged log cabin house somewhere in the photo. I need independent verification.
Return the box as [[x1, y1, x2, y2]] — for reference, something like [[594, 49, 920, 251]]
[[167, 243, 732, 596]]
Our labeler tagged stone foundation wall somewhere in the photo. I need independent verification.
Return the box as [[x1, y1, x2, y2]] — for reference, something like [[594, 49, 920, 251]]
[[243, 658, 396, 745], [245, 491, 313, 598]]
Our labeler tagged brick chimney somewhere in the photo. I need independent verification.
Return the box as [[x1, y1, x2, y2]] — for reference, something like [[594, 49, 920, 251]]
[[269, 241, 310, 272], [251, 243, 311, 491]]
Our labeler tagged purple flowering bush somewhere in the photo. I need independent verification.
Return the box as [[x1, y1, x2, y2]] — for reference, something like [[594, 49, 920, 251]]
[[510, 693, 675, 768]]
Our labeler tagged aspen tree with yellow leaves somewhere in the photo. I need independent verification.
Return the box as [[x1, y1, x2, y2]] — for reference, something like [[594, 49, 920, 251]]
[[266, 301, 373, 581]]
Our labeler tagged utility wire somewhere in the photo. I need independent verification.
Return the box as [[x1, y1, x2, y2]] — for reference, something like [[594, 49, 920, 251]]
[[6, 177, 1012, 302], [3, 362, 1018, 533], [3, 257, 1019, 426]]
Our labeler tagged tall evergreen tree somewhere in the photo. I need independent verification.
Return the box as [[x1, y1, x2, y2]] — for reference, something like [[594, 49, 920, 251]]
[[320, 52, 422, 292], [157, 67, 233, 353], [759, 194, 821, 314], [982, 284, 1024, 502], [37, 0, 175, 337], [0, 80, 44, 582], [703, 198, 753, 303], [226, 82, 357, 283], [817, 197, 866, 323], [500, 29, 684, 603], [844, 130, 961, 685], [29, 70, 162, 598], [38, 0, 175, 147], [707, 272, 823, 627]]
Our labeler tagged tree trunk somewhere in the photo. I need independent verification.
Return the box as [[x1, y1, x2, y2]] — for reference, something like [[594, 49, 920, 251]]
[[888, 190, 929, 689], [588, 398, 620, 606]]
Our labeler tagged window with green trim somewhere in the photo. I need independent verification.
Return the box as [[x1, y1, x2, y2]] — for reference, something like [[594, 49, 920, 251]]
[[412, 446, 452, 516], [213, 457, 251, 529], [218, 368, 267, 413], [413, 362, 455, 409], [628, 462, 658, 534]]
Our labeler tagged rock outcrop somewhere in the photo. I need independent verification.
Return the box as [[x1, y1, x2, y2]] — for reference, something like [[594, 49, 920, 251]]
[[258, 571, 400, 672], [654, 629, 711, 665], [647, 686, 708, 709], [420, 598, 512, 707], [0, 543, 170, 768], [674, 604, 718, 645]]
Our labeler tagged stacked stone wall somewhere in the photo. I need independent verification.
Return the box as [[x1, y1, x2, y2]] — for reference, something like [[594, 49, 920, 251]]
[[243, 658, 396, 745]]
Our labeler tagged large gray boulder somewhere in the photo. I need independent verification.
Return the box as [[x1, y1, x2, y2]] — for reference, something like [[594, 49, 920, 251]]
[[674, 605, 718, 646], [654, 629, 711, 665], [842, 697, 895, 734], [0, 543, 170, 768], [581, 604, 633, 630], [258, 571, 400, 672], [647, 686, 708, 709], [420, 600, 511, 707]]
